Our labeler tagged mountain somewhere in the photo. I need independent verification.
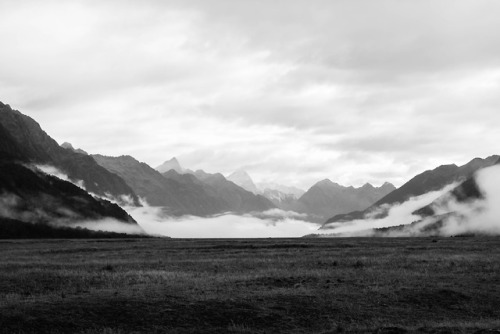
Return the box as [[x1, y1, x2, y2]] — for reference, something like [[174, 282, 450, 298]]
[[257, 182, 305, 198], [156, 157, 183, 174], [373, 156, 498, 207], [191, 170, 275, 213], [324, 155, 500, 225], [365, 177, 486, 237], [227, 170, 259, 194], [0, 158, 142, 238], [261, 188, 298, 210], [257, 182, 305, 208], [413, 174, 485, 219], [93, 154, 229, 216], [61, 142, 88, 155], [296, 180, 395, 222], [0, 160, 136, 224], [0, 102, 139, 205]]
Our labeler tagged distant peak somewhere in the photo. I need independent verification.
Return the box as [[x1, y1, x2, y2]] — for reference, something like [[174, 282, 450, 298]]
[[361, 182, 374, 189], [119, 155, 138, 161], [227, 169, 258, 194], [229, 169, 250, 177], [315, 179, 343, 188], [155, 157, 183, 174]]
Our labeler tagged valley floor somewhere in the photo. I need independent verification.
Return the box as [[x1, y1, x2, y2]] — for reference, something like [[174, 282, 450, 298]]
[[0, 237, 499, 333]]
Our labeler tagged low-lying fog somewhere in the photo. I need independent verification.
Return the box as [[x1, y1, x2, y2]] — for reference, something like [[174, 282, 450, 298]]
[[322, 165, 500, 237], [28, 163, 500, 238], [126, 206, 319, 238]]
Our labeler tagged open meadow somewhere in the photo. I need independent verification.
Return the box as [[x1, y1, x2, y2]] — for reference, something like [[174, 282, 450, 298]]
[[1, 237, 499, 333]]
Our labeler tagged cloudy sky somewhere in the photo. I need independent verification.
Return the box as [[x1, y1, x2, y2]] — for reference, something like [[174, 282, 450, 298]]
[[1, 0, 500, 190]]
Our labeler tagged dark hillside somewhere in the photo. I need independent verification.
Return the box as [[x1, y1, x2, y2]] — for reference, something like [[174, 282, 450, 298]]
[[0, 102, 139, 204]]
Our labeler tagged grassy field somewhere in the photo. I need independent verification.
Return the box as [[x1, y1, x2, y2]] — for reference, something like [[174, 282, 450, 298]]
[[0, 237, 499, 333]]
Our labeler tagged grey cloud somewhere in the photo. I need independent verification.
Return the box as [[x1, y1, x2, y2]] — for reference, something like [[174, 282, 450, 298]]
[[2, 0, 500, 189]]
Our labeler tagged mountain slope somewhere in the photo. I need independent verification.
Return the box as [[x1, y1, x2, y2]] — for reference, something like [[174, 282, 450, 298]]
[[93, 155, 228, 216], [375, 156, 499, 208], [325, 156, 500, 225], [257, 182, 305, 198], [227, 170, 259, 194], [192, 170, 275, 213], [0, 102, 139, 204], [156, 157, 183, 174], [261, 189, 298, 209], [0, 159, 142, 237], [296, 180, 395, 222]]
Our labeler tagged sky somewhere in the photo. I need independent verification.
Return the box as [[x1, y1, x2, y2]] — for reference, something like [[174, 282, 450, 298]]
[[1, 0, 500, 190]]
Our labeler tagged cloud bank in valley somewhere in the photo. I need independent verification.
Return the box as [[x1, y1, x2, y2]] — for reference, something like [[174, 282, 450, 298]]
[[126, 205, 318, 238], [68, 219, 145, 235]]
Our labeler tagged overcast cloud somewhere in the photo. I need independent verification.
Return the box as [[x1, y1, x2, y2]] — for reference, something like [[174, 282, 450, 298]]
[[1, 0, 500, 189]]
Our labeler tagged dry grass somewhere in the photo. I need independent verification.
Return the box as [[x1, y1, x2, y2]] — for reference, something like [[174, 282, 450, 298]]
[[0, 237, 499, 333]]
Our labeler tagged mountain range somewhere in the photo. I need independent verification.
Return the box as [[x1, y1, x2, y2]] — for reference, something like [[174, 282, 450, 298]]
[[293, 180, 396, 222], [0, 102, 139, 205], [322, 155, 500, 229], [0, 102, 141, 237], [222, 169, 395, 222], [3, 100, 495, 238]]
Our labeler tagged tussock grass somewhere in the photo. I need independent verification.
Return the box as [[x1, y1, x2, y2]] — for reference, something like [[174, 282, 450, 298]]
[[0, 237, 499, 333]]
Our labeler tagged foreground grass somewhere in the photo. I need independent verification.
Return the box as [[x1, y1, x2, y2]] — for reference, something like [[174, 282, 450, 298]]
[[0, 237, 499, 333]]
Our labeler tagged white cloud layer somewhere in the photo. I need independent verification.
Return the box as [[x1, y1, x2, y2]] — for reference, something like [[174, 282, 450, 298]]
[[2, 1, 500, 188], [126, 204, 318, 238]]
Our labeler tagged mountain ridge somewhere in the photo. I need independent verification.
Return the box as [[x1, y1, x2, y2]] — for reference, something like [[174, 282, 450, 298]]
[[296, 179, 395, 222], [0, 102, 140, 205], [324, 155, 500, 225]]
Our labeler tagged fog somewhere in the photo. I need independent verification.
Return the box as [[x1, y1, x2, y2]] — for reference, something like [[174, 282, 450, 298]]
[[0, 164, 144, 235], [12, 163, 500, 238], [34, 164, 85, 189], [322, 165, 500, 237], [321, 183, 459, 236], [68, 219, 145, 235], [432, 165, 500, 236], [125, 205, 318, 238]]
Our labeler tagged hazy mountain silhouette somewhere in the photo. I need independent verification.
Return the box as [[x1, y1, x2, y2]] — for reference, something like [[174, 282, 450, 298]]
[[295, 180, 395, 222], [227, 170, 259, 194], [93, 154, 232, 216], [191, 170, 276, 213], [156, 157, 183, 174], [261, 189, 299, 209], [257, 182, 305, 198]]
